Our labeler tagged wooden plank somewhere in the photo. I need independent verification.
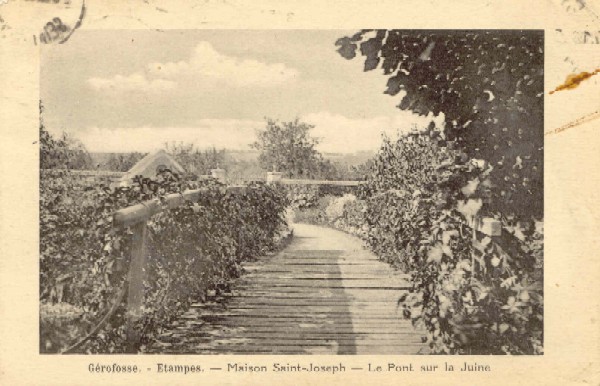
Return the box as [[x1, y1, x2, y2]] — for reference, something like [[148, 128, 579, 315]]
[[125, 222, 148, 352], [154, 338, 425, 348], [158, 338, 424, 347], [168, 331, 421, 338], [233, 283, 408, 290], [153, 343, 424, 355], [280, 178, 363, 186], [177, 320, 414, 328], [236, 277, 408, 285], [204, 302, 403, 308], [242, 269, 406, 277], [219, 310, 407, 316], [220, 290, 409, 301], [241, 270, 400, 277], [178, 324, 420, 334]]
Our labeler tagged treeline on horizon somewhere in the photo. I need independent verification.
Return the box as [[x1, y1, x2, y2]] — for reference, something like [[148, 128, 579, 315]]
[[40, 112, 377, 182]]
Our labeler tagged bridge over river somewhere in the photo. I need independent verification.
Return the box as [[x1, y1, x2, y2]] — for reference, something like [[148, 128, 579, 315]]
[[146, 223, 426, 355]]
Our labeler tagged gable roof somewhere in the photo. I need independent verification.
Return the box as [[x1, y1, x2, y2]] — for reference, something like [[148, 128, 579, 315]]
[[119, 149, 185, 184]]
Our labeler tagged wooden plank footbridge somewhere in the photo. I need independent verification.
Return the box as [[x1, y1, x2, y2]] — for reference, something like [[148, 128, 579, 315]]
[[112, 171, 425, 354]]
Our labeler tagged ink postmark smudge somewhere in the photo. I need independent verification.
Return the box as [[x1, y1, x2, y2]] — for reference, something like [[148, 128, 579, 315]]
[[58, 0, 85, 44], [35, 0, 85, 45], [549, 69, 600, 94]]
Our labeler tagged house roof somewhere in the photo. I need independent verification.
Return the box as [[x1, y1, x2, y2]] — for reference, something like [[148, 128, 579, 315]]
[[119, 149, 185, 183]]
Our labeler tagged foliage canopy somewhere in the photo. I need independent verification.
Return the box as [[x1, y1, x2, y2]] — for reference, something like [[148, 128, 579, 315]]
[[251, 118, 338, 179], [336, 30, 544, 218], [40, 101, 94, 170]]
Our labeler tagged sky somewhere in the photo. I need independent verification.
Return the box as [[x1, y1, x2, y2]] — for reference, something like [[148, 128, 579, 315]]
[[41, 30, 441, 154]]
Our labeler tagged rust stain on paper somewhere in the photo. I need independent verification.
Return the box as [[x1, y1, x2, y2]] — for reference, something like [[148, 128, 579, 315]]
[[549, 69, 600, 94]]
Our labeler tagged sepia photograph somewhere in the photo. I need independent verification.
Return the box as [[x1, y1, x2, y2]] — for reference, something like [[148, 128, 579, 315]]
[[39, 29, 544, 356]]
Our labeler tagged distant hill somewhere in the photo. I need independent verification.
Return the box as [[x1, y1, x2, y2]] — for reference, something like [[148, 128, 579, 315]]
[[224, 149, 260, 163], [224, 149, 375, 167], [89, 152, 121, 170], [91, 149, 375, 176], [322, 150, 375, 167]]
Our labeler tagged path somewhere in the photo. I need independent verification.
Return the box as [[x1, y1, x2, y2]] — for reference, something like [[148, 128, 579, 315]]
[[147, 223, 425, 354]]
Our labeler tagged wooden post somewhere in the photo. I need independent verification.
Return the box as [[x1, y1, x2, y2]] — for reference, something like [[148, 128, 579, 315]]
[[471, 216, 502, 283], [211, 168, 226, 183], [266, 171, 283, 184], [125, 221, 148, 353], [478, 217, 501, 237], [470, 215, 480, 283]]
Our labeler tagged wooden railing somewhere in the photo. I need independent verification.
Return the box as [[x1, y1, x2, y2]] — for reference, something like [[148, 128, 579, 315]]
[[42, 169, 126, 178], [113, 185, 249, 352], [266, 171, 364, 187], [107, 171, 363, 352]]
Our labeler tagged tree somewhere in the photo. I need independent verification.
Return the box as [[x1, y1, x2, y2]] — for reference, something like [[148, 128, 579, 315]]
[[336, 30, 543, 219], [40, 100, 93, 170], [251, 118, 338, 179], [362, 130, 543, 354], [165, 142, 227, 177], [336, 31, 544, 354], [105, 152, 146, 172]]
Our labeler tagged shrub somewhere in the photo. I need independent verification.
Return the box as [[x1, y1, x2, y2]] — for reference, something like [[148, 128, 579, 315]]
[[291, 192, 368, 239], [40, 169, 289, 353], [325, 194, 357, 221], [286, 184, 357, 211], [292, 195, 333, 225], [334, 197, 368, 238], [286, 185, 322, 210], [362, 131, 543, 354]]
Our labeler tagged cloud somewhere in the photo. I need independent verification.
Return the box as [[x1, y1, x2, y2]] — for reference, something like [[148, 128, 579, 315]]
[[77, 119, 263, 153], [87, 73, 176, 92], [303, 111, 442, 153], [147, 42, 298, 87], [88, 42, 298, 93], [74, 112, 442, 154]]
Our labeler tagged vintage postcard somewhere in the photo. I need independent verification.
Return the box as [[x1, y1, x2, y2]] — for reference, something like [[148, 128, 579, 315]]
[[0, 1, 599, 385]]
